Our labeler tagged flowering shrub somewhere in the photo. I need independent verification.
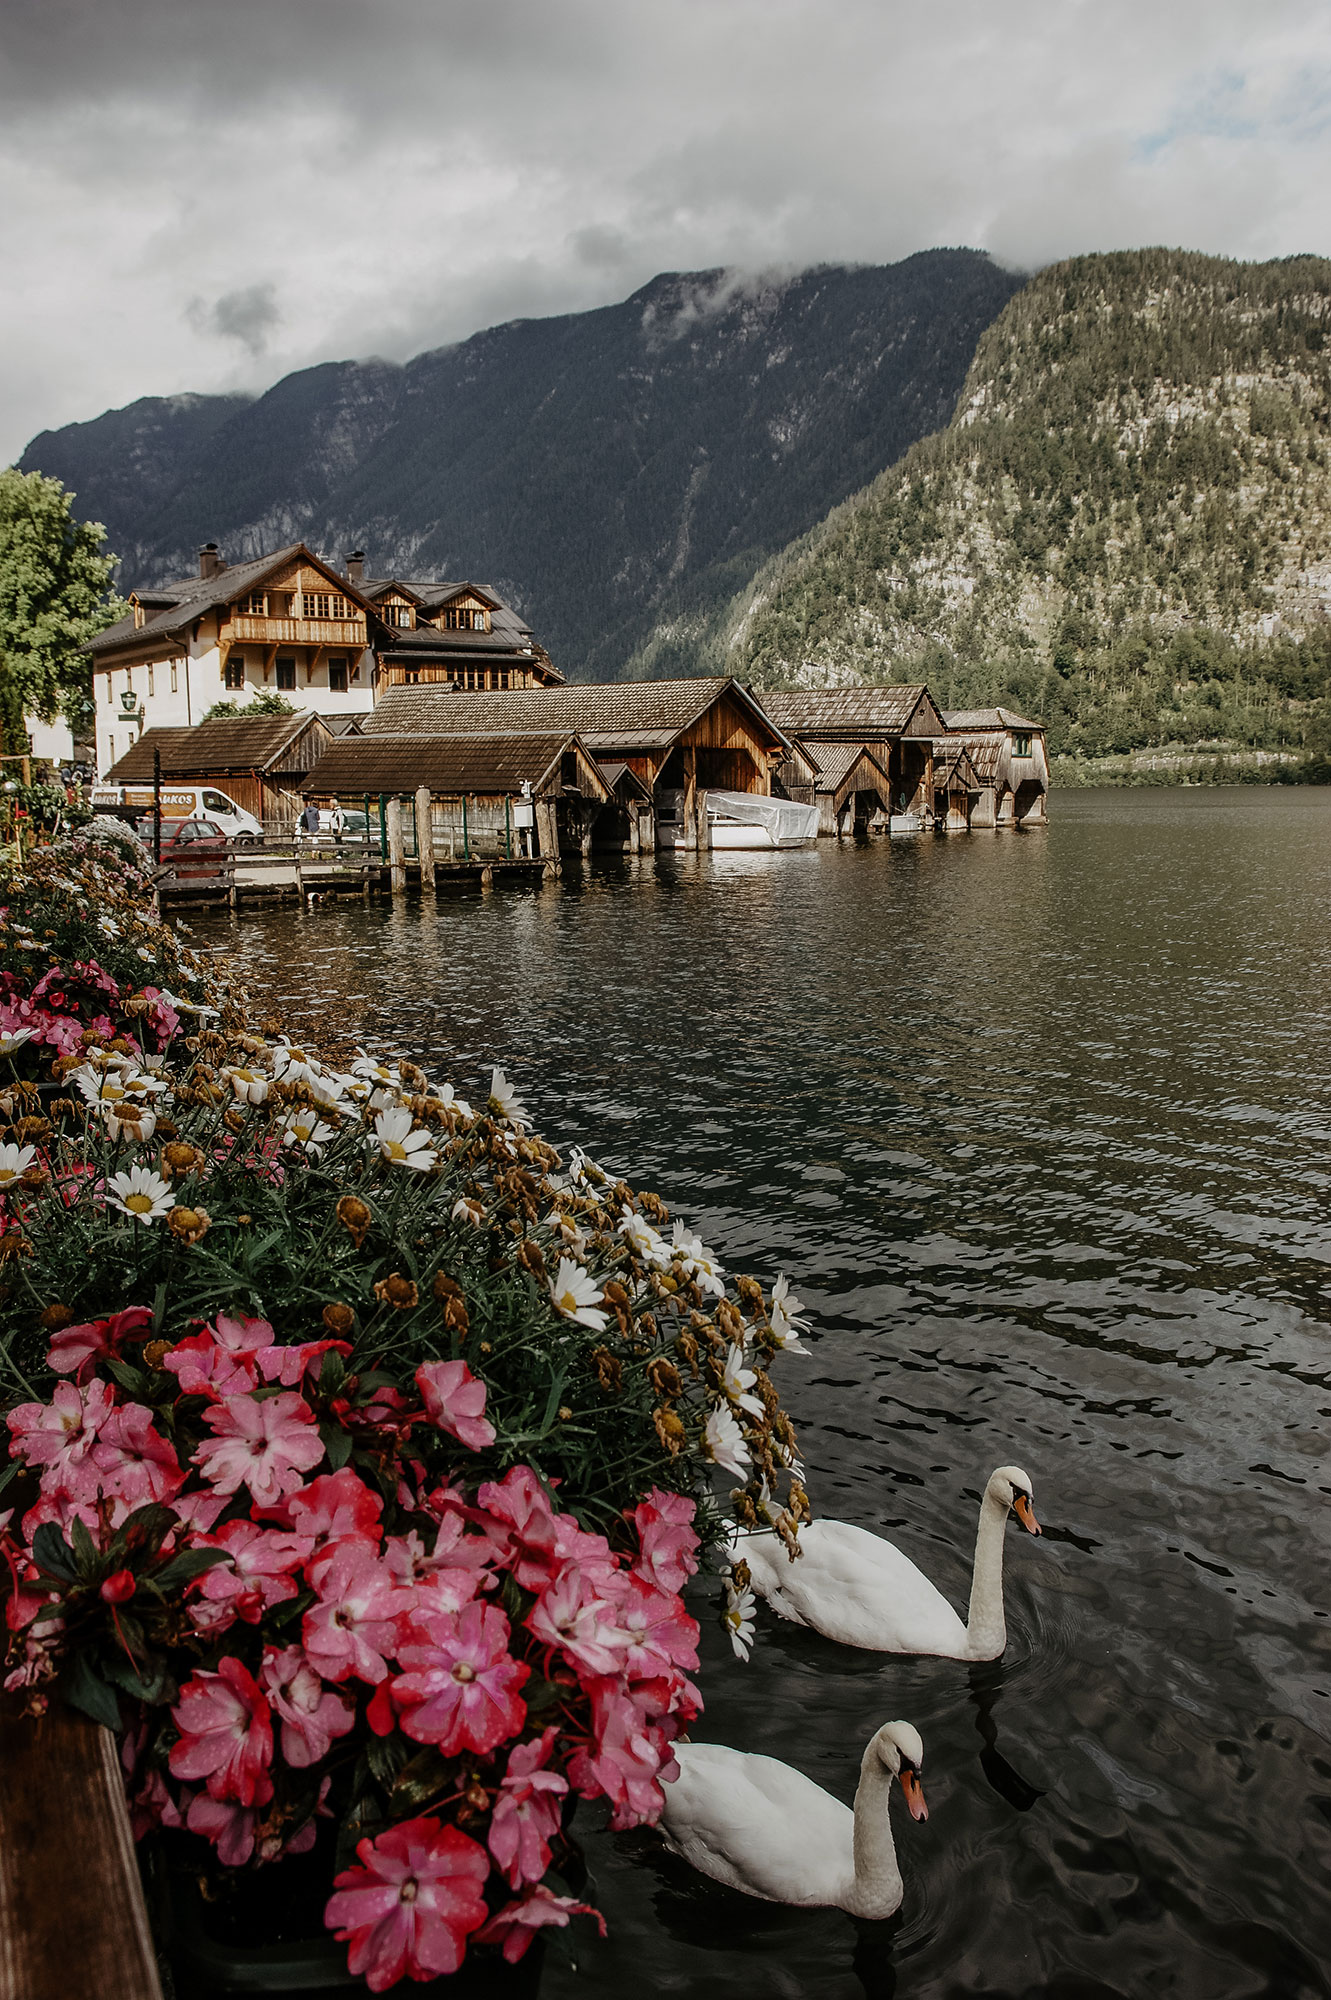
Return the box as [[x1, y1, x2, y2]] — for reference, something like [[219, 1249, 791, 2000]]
[[0, 839, 811, 1985]]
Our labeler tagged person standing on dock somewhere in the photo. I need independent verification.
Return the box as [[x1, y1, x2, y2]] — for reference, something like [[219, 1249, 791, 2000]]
[[329, 796, 346, 846], [299, 799, 319, 845]]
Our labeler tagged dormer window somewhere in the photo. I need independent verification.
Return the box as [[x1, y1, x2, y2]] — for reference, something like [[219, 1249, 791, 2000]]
[[240, 590, 267, 616], [380, 599, 414, 629], [439, 606, 489, 632], [301, 591, 352, 620], [1012, 733, 1032, 757], [131, 598, 146, 630]]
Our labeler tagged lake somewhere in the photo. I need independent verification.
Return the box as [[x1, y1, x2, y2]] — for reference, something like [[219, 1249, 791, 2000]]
[[194, 787, 1331, 2000]]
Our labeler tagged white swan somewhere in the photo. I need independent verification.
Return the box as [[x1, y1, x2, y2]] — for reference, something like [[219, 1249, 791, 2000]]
[[659, 1721, 927, 1916], [735, 1465, 1041, 1659]]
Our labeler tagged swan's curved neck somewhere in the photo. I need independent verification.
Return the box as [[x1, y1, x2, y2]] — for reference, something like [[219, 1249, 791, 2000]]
[[850, 1747, 903, 1919], [964, 1490, 1009, 1658]]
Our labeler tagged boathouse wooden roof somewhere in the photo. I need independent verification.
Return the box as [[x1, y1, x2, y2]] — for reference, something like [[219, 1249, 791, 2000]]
[[940, 736, 1002, 786], [943, 707, 1043, 733], [361, 678, 795, 754], [933, 744, 983, 792], [301, 732, 611, 802], [103, 713, 333, 782], [758, 685, 945, 739]]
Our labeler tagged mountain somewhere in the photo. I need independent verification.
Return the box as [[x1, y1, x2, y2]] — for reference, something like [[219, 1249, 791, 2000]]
[[692, 250, 1331, 769], [19, 252, 1023, 680]]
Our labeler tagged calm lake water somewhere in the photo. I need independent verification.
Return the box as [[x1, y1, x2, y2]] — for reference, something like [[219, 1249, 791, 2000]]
[[195, 788, 1331, 2000]]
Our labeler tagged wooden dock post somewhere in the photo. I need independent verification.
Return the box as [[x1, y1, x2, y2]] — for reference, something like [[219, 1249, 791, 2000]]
[[386, 797, 406, 896], [0, 1697, 164, 2000], [535, 800, 559, 862], [415, 787, 435, 892]]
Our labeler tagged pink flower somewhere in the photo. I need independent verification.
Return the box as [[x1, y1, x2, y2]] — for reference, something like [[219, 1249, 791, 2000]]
[[260, 1645, 356, 1766], [383, 1526, 484, 1616], [302, 1541, 404, 1685], [388, 1600, 528, 1754], [615, 1575, 700, 1682], [551, 1511, 623, 1591], [90, 1402, 185, 1510], [487, 1729, 568, 1888], [139, 985, 181, 1048], [477, 1887, 607, 1964], [47, 1306, 154, 1381], [169, 1487, 230, 1535], [257, 1338, 352, 1387], [164, 1313, 271, 1399], [187, 1792, 256, 1865], [568, 1677, 677, 1830], [281, 1467, 383, 1556], [414, 1360, 494, 1452], [193, 1390, 324, 1507], [326, 1817, 490, 1991], [191, 1521, 314, 1629], [7, 1378, 115, 1479], [525, 1566, 631, 1677], [130, 1767, 186, 1841], [631, 1489, 699, 1595], [476, 1466, 559, 1588], [169, 1658, 274, 1806]]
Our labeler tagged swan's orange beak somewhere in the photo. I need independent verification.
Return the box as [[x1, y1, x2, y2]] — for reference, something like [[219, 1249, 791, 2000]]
[[1012, 1491, 1041, 1536], [899, 1766, 928, 1822]]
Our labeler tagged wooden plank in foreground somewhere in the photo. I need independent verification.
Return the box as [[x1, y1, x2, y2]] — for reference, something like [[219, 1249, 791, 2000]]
[[0, 1697, 162, 2000]]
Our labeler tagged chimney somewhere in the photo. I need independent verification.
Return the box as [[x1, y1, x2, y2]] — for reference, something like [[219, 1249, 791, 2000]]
[[345, 550, 365, 585], [198, 541, 221, 579]]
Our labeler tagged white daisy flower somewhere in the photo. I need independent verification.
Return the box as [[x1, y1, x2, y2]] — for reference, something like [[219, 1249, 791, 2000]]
[[566, 1144, 605, 1189], [548, 1257, 609, 1332], [281, 1110, 336, 1155], [437, 1082, 474, 1121], [451, 1195, 484, 1226], [97, 917, 120, 937], [722, 1342, 765, 1419], [672, 1219, 725, 1297], [351, 1051, 402, 1089], [619, 1208, 670, 1268], [705, 1404, 751, 1478], [488, 1066, 530, 1130], [107, 1165, 174, 1222], [0, 1143, 37, 1187], [135, 946, 154, 962], [724, 1581, 757, 1662], [222, 1067, 270, 1105], [547, 1208, 590, 1257], [372, 1106, 438, 1172], [105, 1105, 156, 1142], [0, 1030, 34, 1057], [770, 1273, 812, 1354]]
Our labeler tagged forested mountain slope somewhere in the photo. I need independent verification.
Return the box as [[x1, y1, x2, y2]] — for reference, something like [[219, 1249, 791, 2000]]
[[20, 252, 1022, 679], [686, 251, 1331, 764]]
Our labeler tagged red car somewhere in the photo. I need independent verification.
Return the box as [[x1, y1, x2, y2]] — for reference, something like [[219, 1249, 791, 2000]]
[[143, 817, 230, 878]]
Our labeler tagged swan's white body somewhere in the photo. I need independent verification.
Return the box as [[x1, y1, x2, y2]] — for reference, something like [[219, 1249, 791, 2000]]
[[659, 1722, 925, 1917], [736, 1465, 1040, 1660]]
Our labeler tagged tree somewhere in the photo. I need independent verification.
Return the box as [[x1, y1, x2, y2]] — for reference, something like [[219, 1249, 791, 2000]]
[[199, 691, 296, 723], [0, 467, 121, 757]]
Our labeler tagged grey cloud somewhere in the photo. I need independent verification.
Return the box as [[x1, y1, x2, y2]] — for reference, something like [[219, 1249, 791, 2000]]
[[186, 283, 281, 357]]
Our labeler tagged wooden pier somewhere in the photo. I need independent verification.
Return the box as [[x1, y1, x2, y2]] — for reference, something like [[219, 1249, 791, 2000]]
[[153, 836, 559, 911]]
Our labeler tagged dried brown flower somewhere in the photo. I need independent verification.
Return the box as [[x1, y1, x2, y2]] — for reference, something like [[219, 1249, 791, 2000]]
[[336, 1195, 372, 1248], [143, 1339, 171, 1369], [646, 1356, 682, 1399], [162, 1141, 204, 1178], [39, 1304, 73, 1331], [602, 1279, 629, 1309], [322, 1302, 356, 1336], [374, 1273, 419, 1310], [592, 1348, 623, 1395], [222, 1107, 247, 1135], [14, 1116, 50, 1143], [167, 1206, 211, 1246], [736, 1274, 764, 1312], [557, 1406, 573, 1423], [441, 1295, 469, 1335], [121, 994, 150, 1018], [515, 1238, 546, 1281], [432, 1272, 464, 1301], [653, 1407, 686, 1455]]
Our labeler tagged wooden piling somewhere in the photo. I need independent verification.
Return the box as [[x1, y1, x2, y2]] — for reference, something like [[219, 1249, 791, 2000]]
[[415, 787, 435, 891], [386, 797, 406, 895]]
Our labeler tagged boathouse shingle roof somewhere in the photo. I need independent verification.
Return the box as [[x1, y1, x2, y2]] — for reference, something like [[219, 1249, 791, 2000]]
[[804, 740, 890, 792], [759, 685, 944, 738], [362, 678, 793, 751], [302, 732, 609, 800], [943, 707, 1043, 733], [103, 714, 331, 782]]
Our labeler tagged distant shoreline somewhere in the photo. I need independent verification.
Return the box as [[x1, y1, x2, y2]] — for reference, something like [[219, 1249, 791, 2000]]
[[1050, 749, 1327, 789]]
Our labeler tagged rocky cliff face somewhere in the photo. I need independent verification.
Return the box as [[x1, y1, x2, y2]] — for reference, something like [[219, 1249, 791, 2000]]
[[20, 252, 1022, 677]]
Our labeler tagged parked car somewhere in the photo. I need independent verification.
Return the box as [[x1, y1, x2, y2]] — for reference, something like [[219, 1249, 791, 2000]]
[[142, 817, 230, 878], [95, 784, 263, 844]]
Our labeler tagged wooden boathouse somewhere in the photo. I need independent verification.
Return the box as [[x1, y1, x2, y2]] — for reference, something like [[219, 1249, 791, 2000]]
[[101, 713, 335, 829], [942, 709, 1050, 826], [758, 685, 947, 834], [359, 678, 796, 849]]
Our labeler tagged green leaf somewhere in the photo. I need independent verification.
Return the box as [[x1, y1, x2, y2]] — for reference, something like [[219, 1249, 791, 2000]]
[[103, 1652, 173, 1705], [318, 1351, 346, 1395], [105, 1358, 148, 1397], [320, 1421, 354, 1471], [365, 1734, 409, 1787], [152, 1547, 232, 1592], [389, 1747, 451, 1814], [68, 1515, 100, 1577], [31, 1522, 77, 1581], [63, 1652, 121, 1731], [117, 1504, 178, 1558], [0, 1457, 22, 1500]]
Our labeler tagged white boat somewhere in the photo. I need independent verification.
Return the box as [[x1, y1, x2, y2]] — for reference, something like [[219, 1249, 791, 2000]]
[[661, 789, 820, 851]]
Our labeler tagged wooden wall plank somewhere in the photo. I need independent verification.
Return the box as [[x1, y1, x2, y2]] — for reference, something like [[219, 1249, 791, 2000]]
[[0, 1698, 162, 2000]]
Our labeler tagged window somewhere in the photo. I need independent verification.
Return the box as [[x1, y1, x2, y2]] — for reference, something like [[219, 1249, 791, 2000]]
[[1012, 733, 1032, 757], [240, 591, 267, 616], [497, 670, 510, 690], [350, 660, 361, 684], [380, 601, 412, 628], [560, 752, 579, 788], [225, 657, 246, 690], [276, 657, 296, 691], [147, 663, 155, 696], [440, 605, 488, 631], [170, 661, 178, 693], [123, 667, 133, 693], [203, 792, 231, 814], [328, 657, 348, 694], [300, 592, 351, 621]]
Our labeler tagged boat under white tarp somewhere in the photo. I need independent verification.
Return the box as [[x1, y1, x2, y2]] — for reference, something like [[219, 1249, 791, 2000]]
[[661, 789, 820, 850]]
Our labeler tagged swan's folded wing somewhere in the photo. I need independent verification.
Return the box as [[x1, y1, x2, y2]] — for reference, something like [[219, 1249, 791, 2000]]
[[662, 1745, 855, 1907], [773, 1520, 969, 1654]]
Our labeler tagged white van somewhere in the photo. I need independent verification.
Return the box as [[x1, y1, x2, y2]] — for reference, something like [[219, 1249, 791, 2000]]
[[91, 783, 264, 845]]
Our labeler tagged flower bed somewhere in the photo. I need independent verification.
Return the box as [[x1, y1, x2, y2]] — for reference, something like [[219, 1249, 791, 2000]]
[[0, 826, 809, 1989]]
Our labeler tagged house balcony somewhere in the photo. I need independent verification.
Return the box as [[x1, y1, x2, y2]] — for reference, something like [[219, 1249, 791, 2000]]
[[222, 616, 368, 647]]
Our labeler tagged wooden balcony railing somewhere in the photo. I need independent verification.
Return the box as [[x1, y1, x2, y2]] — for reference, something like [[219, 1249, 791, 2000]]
[[222, 616, 367, 647]]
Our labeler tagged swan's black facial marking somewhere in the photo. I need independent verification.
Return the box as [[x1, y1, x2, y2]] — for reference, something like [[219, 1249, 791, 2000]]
[[898, 1762, 929, 1822]]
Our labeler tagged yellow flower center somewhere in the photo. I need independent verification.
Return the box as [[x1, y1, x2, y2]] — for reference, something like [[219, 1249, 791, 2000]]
[[125, 1193, 154, 1215]]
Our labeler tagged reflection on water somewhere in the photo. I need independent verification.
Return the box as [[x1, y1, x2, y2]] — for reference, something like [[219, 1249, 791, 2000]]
[[195, 789, 1331, 1999]]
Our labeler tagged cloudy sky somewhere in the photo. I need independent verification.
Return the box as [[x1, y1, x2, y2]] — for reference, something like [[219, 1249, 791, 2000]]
[[2, 0, 1328, 463]]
